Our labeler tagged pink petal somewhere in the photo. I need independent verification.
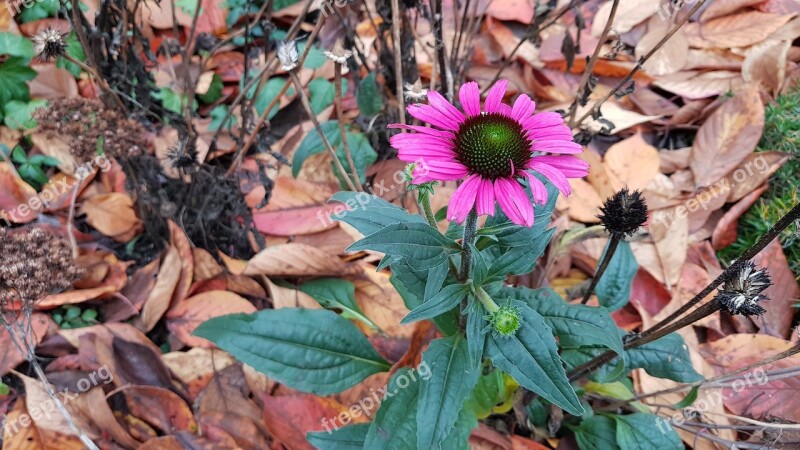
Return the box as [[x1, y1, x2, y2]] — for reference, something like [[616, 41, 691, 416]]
[[521, 111, 565, 130], [494, 177, 534, 227], [475, 178, 496, 216], [483, 79, 508, 113], [498, 103, 513, 116], [531, 155, 589, 178], [427, 90, 466, 126], [527, 124, 573, 141], [528, 161, 572, 196], [459, 82, 481, 116], [397, 146, 456, 162], [390, 132, 454, 148], [407, 104, 460, 131], [533, 140, 583, 154], [414, 159, 469, 183], [388, 123, 455, 140], [522, 172, 549, 205], [511, 94, 536, 121], [447, 174, 481, 223]]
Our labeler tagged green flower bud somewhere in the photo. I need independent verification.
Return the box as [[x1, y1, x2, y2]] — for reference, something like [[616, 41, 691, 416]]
[[489, 303, 522, 337]]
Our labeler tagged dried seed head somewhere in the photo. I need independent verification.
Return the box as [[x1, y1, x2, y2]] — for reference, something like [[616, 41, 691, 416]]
[[33, 28, 67, 61], [277, 40, 299, 71], [716, 261, 772, 316], [598, 188, 649, 238], [324, 39, 352, 64], [166, 142, 199, 170], [0, 228, 84, 311], [404, 80, 428, 101]]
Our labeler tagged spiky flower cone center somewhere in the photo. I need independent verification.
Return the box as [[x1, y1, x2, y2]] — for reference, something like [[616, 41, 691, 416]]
[[454, 113, 532, 179]]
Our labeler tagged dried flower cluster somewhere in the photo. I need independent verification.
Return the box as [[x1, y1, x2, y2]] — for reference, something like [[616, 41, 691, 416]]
[[598, 188, 649, 238], [0, 228, 84, 311], [34, 98, 147, 162], [716, 261, 772, 316]]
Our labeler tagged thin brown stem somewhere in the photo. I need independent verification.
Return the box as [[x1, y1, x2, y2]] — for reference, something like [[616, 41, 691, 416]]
[[334, 63, 362, 191], [390, 0, 406, 125], [66, 183, 80, 259]]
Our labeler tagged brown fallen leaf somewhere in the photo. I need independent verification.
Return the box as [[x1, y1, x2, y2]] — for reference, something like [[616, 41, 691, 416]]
[[557, 178, 603, 223], [0, 162, 37, 224], [685, 11, 794, 48], [654, 70, 745, 100], [119, 385, 198, 434], [636, 21, 688, 76], [137, 245, 182, 333], [168, 221, 194, 309], [711, 184, 769, 250], [79, 192, 142, 242], [0, 313, 52, 377], [603, 134, 661, 191], [591, 0, 659, 35], [29, 65, 79, 100], [1, 397, 44, 449], [243, 243, 359, 277], [162, 348, 236, 401], [752, 240, 799, 339], [689, 84, 764, 188], [166, 290, 257, 348], [722, 151, 790, 202], [700, 0, 765, 21], [261, 394, 360, 450], [743, 39, 791, 95]]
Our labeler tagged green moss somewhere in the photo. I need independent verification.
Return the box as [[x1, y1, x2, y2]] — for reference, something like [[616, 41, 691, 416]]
[[718, 89, 800, 281]]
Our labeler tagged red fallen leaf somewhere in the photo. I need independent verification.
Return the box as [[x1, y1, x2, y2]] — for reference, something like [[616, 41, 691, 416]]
[[470, 423, 513, 449], [611, 304, 642, 331], [629, 268, 672, 317], [261, 394, 361, 450], [119, 385, 198, 434], [18, 18, 70, 37], [757, 0, 800, 13], [198, 411, 270, 449], [752, 240, 799, 339], [711, 183, 769, 250], [192, 0, 228, 36], [511, 435, 551, 450], [701, 334, 800, 423], [38, 257, 128, 309], [166, 290, 257, 348], [139, 433, 236, 449], [29, 64, 79, 99]]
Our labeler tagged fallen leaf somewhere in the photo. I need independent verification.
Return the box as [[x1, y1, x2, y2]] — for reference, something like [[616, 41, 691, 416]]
[[0, 162, 37, 223], [711, 184, 769, 250], [636, 22, 688, 76], [137, 246, 182, 333], [689, 84, 764, 188], [743, 39, 791, 95], [166, 290, 257, 348], [0, 314, 51, 376], [603, 134, 661, 191], [79, 192, 142, 242], [591, 0, 660, 35], [752, 241, 799, 339], [119, 385, 198, 434], [243, 243, 358, 277], [557, 178, 603, 223], [700, 0, 765, 21], [685, 12, 794, 48], [261, 394, 360, 450], [654, 71, 745, 99]]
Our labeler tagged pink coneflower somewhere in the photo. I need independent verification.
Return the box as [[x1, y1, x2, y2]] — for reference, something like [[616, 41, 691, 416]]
[[389, 80, 589, 226]]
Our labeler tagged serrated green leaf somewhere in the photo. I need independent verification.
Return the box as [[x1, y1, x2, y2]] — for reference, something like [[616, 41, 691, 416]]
[[613, 413, 682, 450], [503, 286, 623, 357], [153, 87, 198, 114], [347, 222, 459, 270], [193, 309, 390, 395], [573, 415, 621, 450], [624, 333, 702, 382], [309, 77, 335, 114], [306, 423, 369, 450], [292, 120, 341, 177], [56, 33, 87, 77], [417, 335, 479, 449], [484, 228, 554, 281], [401, 283, 469, 324], [299, 278, 379, 331], [481, 177, 559, 247], [18, 0, 59, 22], [440, 406, 477, 450], [390, 262, 459, 335], [363, 368, 420, 449], [4, 99, 47, 130], [253, 77, 287, 119], [357, 72, 383, 116], [0, 57, 37, 106], [0, 33, 34, 61], [595, 240, 637, 311], [329, 191, 425, 236], [486, 301, 584, 416], [464, 369, 506, 419]]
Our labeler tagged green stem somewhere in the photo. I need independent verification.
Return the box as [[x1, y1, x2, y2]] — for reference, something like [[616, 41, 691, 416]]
[[419, 191, 438, 227], [459, 209, 478, 281], [475, 287, 499, 313]]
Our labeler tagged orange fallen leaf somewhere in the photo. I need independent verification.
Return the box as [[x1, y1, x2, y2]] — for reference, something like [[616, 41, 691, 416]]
[[166, 290, 257, 348], [243, 243, 358, 277], [79, 192, 142, 242]]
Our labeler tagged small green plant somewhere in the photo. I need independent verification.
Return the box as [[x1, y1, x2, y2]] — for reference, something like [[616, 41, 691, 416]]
[[52, 306, 99, 329], [1, 144, 60, 190]]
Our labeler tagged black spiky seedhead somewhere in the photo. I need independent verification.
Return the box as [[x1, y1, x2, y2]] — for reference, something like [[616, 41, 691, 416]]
[[598, 188, 648, 238], [33, 28, 67, 61], [166, 142, 199, 170], [716, 261, 772, 316]]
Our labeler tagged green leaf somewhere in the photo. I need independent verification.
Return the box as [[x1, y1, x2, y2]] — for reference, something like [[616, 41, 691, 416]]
[[464, 369, 507, 419], [417, 335, 479, 449], [613, 413, 682, 450], [329, 191, 425, 236], [153, 87, 198, 114], [485, 301, 584, 416], [624, 333, 702, 382], [465, 303, 486, 369], [306, 423, 369, 450], [484, 228, 554, 281], [572, 415, 621, 450], [176, 0, 201, 15], [4, 99, 48, 130], [299, 41, 326, 69], [299, 278, 379, 331], [18, 0, 59, 22], [481, 178, 559, 247], [208, 105, 236, 131], [0, 33, 34, 61], [347, 222, 459, 270], [0, 57, 37, 106], [584, 381, 648, 413], [595, 240, 637, 311], [29, 154, 60, 166], [57, 33, 87, 77], [292, 120, 341, 177], [11, 145, 27, 164], [440, 406, 477, 450], [193, 309, 390, 395], [673, 386, 699, 409], [332, 132, 376, 187], [309, 78, 335, 114], [363, 368, 421, 449], [357, 72, 383, 116], [503, 286, 623, 357], [390, 262, 459, 335], [401, 283, 470, 324], [254, 77, 287, 120], [197, 74, 223, 104]]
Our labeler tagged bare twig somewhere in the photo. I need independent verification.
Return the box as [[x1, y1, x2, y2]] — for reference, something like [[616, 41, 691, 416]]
[[334, 62, 363, 190], [391, 0, 407, 125]]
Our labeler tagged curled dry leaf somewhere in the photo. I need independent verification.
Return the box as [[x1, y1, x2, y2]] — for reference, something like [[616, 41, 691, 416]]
[[743, 39, 791, 95], [685, 11, 794, 49], [591, 0, 660, 35], [723, 151, 790, 203], [120, 385, 198, 434], [79, 192, 142, 242], [137, 245, 182, 333], [557, 178, 603, 223], [166, 290, 257, 348], [0, 313, 52, 376], [0, 162, 37, 223], [636, 22, 688, 76], [654, 70, 745, 99], [700, 0, 766, 21], [689, 84, 764, 188], [711, 183, 768, 250], [751, 241, 799, 339]]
